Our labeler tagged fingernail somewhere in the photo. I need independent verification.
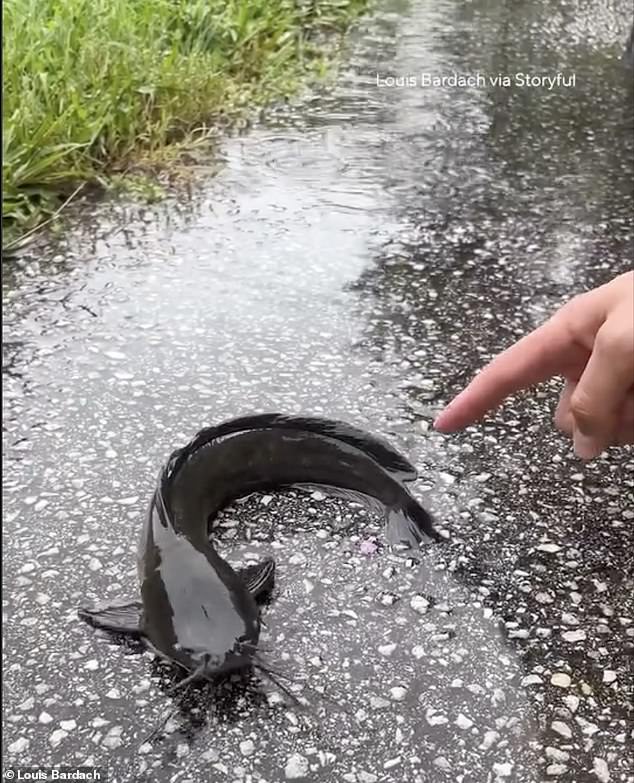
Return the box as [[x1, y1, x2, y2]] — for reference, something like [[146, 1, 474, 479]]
[[432, 413, 445, 430], [573, 431, 602, 460], [433, 409, 452, 431]]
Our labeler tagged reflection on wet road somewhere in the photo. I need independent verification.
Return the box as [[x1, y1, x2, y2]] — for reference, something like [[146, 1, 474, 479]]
[[3, 0, 633, 781]]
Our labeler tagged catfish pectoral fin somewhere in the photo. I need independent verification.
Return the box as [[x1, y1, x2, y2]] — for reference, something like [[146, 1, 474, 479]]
[[237, 558, 276, 601], [78, 600, 144, 636]]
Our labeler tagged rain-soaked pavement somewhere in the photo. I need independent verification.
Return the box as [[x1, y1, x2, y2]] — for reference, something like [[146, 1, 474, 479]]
[[3, 0, 634, 781]]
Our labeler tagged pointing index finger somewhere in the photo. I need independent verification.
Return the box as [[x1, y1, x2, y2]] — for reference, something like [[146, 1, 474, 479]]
[[434, 318, 572, 432]]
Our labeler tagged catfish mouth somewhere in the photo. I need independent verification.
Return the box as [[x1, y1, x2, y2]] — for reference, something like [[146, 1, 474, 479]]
[[175, 644, 257, 686]]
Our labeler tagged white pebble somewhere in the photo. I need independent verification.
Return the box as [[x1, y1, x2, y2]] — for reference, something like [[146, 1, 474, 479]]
[[593, 757, 610, 783], [240, 740, 255, 757], [410, 595, 430, 614], [378, 643, 397, 657], [492, 762, 513, 777], [507, 628, 529, 639], [551, 721, 572, 739], [479, 730, 500, 750], [85, 660, 99, 671], [455, 713, 473, 730], [578, 718, 600, 736], [537, 543, 562, 553], [546, 748, 570, 762], [39, 712, 53, 724], [521, 674, 543, 686], [546, 764, 568, 776], [285, 753, 309, 779], [102, 732, 123, 750], [60, 720, 76, 731], [411, 645, 425, 659], [550, 673, 571, 688], [49, 729, 68, 747], [562, 630, 586, 643], [426, 713, 448, 726], [594, 580, 608, 593], [390, 686, 407, 701], [602, 670, 617, 684], [563, 695, 579, 714], [8, 737, 29, 754]]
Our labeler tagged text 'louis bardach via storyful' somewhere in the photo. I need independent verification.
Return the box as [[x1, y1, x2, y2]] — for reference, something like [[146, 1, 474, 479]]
[[375, 72, 576, 90]]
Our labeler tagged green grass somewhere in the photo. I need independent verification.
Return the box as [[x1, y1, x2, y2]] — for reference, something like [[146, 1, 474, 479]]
[[3, 0, 368, 247]]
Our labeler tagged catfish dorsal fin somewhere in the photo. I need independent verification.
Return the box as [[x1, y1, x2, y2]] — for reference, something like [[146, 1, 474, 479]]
[[273, 415, 418, 481], [161, 413, 417, 488]]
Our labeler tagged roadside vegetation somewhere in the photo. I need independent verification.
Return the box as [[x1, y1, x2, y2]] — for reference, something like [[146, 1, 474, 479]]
[[3, 0, 368, 249]]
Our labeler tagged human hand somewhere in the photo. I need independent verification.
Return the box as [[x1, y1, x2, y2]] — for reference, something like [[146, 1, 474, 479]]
[[434, 271, 634, 459]]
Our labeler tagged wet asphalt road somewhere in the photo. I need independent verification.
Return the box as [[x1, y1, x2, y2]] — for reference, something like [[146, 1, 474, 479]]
[[3, 0, 634, 781]]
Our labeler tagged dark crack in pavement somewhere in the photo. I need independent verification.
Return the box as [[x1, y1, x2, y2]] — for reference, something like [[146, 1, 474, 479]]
[[3, 1, 633, 781]]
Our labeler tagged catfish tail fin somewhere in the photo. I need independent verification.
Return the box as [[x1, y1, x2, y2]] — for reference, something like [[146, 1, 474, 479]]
[[386, 498, 441, 549]]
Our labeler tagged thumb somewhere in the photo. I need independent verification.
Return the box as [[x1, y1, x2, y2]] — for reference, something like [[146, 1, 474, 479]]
[[570, 320, 634, 459]]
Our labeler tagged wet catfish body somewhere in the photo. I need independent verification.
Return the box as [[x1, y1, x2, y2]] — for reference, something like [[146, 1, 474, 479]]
[[80, 414, 439, 683], [138, 489, 260, 676], [163, 428, 421, 532]]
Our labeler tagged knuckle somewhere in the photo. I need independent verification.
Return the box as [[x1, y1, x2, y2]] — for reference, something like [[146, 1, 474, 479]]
[[594, 324, 634, 360], [569, 391, 599, 428], [568, 292, 589, 310], [568, 291, 594, 319]]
